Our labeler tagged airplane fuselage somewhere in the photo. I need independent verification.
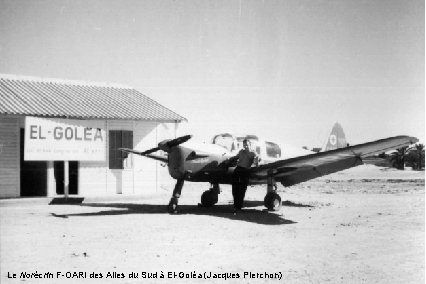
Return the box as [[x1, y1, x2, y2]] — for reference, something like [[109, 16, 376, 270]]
[[166, 136, 316, 185], [167, 142, 282, 185], [168, 144, 235, 184]]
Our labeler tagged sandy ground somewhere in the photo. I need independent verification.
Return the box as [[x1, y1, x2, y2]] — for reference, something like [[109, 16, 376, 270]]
[[1, 165, 424, 284]]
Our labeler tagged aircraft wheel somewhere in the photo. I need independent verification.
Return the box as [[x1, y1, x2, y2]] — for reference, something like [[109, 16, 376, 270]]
[[264, 192, 282, 211], [201, 190, 218, 207], [168, 197, 178, 214]]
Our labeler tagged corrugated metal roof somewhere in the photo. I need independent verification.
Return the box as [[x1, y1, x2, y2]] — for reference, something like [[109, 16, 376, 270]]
[[0, 74, 186, 122]]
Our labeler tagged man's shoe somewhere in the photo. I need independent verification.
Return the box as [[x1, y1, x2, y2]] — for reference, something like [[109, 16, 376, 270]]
[[233, 208, 243, 215]]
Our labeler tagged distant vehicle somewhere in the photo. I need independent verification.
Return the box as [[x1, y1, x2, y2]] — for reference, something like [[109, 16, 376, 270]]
[[120, 134, 418, 213]]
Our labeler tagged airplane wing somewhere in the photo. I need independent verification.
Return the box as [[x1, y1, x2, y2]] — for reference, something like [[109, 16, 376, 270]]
[[250, 135, 418, 187], [119, 148, 168, 163]]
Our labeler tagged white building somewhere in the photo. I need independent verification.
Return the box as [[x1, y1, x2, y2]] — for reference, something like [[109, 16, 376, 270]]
[[0, 74, 186, 198]]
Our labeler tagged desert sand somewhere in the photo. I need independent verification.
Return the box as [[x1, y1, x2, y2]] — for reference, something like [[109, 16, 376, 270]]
[[1, 165, 424, 283]]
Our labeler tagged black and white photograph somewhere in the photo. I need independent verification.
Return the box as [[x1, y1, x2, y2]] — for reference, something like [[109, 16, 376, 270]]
[[0, 0, 424, 283]]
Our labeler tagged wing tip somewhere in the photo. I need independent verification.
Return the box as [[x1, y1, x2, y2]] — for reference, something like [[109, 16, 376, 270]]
[[399, 135, 419, 145]]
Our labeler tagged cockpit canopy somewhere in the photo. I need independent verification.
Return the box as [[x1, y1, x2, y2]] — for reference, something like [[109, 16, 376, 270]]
[[265, 141, 281, 158], [212, 133, 281, 158]]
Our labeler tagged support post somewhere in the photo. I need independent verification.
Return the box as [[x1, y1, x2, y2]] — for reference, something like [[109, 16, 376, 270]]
[[46, 161, 55, 197], [64, 161, 69, 198]]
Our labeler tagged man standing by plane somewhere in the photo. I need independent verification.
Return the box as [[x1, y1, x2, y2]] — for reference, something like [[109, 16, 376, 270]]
[[230, 139, 259, 213]]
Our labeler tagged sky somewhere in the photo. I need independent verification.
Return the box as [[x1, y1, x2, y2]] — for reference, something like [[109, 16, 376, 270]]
[[0, 0, 424, 148]]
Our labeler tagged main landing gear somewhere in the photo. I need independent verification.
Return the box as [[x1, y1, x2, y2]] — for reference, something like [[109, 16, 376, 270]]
[[264, 175, 282, 211], [168, 179, 184, 214], [200, 184, 220, 207], [168, 181, 221, 213], [168, 178, 281, 213]]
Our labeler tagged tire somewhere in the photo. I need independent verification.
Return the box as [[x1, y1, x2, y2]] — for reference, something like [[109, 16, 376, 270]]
[[264, 192, 282, 211], [201, 190, 218, 207], [168, 197, 178, 214]]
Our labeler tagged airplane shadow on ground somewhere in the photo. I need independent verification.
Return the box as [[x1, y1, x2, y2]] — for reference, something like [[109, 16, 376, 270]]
[[49, 200, 313, 225]]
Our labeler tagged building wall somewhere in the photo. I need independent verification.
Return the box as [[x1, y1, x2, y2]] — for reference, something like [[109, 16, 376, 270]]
[[0, 117, 19, 198], [79, 119, 176, 196], [132, 120, 160, 193], [0, 115, 178, 198]]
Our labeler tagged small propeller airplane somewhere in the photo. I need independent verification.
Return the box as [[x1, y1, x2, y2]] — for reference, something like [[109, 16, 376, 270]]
[[120, 134, 418, 213]]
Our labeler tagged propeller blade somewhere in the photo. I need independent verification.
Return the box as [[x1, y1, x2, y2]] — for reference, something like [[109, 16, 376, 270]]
[[119, 147, 159, 156], [165, 135, 192, 148], [120, 135, 192, 156], [140, 147, 161, 155]]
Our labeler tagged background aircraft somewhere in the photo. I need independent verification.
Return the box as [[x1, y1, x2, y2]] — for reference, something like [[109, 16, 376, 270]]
[[310, 122, 348, 153], [120, 134, 418, 213], [322, 122, 348, 151], [316, 123, 393, 167]]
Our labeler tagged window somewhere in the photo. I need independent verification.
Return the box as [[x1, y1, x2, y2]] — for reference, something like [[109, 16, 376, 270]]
[[109, 130, 133, 169], [212, 133, 235, 151], [265, 141, 281, 158]]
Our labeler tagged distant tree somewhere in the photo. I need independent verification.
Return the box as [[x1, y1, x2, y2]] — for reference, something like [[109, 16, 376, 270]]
[[378, 152, 386, 158], [406, 144, 425, 170], [390, 146, 410, 170], [416, 144, 425, 170]]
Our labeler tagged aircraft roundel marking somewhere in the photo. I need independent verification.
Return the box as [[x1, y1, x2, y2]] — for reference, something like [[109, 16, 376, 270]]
[[329, 134, 337, 145]]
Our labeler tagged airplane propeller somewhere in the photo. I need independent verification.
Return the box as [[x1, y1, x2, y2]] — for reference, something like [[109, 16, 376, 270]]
[[138, 134, 192, 155]]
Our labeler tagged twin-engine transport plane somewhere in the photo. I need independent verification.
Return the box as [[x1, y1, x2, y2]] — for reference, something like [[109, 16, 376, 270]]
[[120, 135, 418, 213]]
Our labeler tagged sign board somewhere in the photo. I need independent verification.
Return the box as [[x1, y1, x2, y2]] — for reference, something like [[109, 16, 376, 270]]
[[25, 116, 106, 161]]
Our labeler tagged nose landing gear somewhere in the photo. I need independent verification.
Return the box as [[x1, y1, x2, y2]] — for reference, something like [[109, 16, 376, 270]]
[[168, 179, 184, 214], [168, 197, 179, 214]]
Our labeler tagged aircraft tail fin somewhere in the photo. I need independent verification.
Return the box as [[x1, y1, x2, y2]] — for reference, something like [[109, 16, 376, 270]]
[[323, 122, 348, 151]]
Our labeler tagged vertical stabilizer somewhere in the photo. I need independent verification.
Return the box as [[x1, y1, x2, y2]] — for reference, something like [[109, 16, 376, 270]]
[[323, 122, 347, 151]]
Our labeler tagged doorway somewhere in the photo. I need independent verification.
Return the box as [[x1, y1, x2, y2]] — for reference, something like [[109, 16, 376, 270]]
[[20, 129, 47, 196], [54, 161, 79, 195]]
